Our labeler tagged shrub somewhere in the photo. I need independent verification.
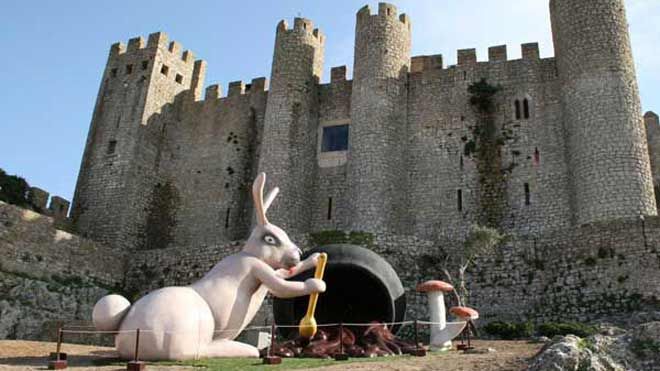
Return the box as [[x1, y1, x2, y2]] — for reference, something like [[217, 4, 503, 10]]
[[0, 168, 30, 207], [537, 322, 597, 338], [483, 321, 534, 340]]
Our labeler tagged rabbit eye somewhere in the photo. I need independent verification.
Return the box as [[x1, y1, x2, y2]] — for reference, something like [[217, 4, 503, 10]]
[[263, 234, 279, 246]]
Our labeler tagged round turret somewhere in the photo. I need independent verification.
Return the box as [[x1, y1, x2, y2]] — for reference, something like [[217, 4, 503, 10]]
[[347, 3, 412, 233], [550, 0, 657, 224], [258, 18, 325, 233]]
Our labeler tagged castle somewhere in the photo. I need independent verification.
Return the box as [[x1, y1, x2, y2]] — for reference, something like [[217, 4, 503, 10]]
[[70, 0, 659, 252], [29, 0, 654, 325]]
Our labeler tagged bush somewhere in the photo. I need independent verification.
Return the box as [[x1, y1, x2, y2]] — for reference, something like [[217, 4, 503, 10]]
[[0, 168, 30, 207], [483, 321, 534, 340], [537, 322, 597, 338]]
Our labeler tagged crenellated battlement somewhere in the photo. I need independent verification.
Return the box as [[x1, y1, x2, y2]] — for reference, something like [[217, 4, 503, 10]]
[[331, 66, 348, 82], [357, 3, 410, 26], [276, 18, 324, 43], [108, 32, 196, 64], [202, 77, 268, 102], [408, 43, 543, 72]]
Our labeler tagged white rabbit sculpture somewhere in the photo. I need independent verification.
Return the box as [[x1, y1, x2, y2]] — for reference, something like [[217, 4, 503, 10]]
[[92, 173, 326, 360]]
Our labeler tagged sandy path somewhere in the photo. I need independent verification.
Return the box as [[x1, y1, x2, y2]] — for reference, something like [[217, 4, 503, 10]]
[[0, 340, 540, 370]]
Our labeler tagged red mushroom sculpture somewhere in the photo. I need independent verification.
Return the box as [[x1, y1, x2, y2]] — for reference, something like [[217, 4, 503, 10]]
[[449, 306, 479, 350], [417, 280, 454, 350]]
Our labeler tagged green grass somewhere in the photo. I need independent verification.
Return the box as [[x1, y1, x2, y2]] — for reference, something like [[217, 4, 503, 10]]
[[156, 356, 400, 370], [95, 355, 420, 370]]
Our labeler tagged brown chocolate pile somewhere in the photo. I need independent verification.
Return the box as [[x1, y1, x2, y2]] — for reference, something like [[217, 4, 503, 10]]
[[263, 323, 423, 358]]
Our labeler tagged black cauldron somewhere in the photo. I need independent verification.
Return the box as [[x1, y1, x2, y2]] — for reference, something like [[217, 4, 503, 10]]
[[273, 244, 406, 335]]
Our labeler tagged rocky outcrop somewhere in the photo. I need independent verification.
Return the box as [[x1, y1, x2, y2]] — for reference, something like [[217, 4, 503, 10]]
[[0, 271, 108, 341], [529, 322, 660, 371]]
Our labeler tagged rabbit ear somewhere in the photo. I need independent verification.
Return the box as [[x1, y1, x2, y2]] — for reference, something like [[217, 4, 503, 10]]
[[252, 172, 268, 225], [263, 187, 280, 213]]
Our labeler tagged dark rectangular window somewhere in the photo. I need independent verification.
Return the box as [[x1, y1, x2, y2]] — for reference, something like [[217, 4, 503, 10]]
[[110, 68, 118, 77], [225, 208, 231, 229], [457, 189, 463, 211], [161, 65, 169, 76], [125, 64, 133, 75], [523, 99, 530, 119], [321, 125, 349, 152], [515, 100, 521, 120], [524, 183, 531, 205], [175, 74, 183, 84], [327, 197, 333, 220], [141, 60, 149, 70], [107, 140, 117, 154]]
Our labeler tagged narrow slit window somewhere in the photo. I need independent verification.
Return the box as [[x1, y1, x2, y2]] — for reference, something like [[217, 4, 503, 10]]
[[523, 99, 530, 119], [463, 71, 467, 80], [110, 68, 118, 78], [224, 208, 231, 229], [457, 189, 463, 212], [125, 64, 133, 75], [141, 60, 149, 70], [524, 183, 531, 205], [175, 74, 183, 84], [327, 197, 333, 220], [515, 100, 521, 120], [655, 185, 660, 210], [161, 64, 169, 76], [533, 147, 540, 165], [107, 140, 117, 154]]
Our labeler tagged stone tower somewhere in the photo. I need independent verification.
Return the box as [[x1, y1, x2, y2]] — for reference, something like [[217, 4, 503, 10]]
[[258, 19, 325, 233], [550, 0, 657, 225], [347, 3, 411, 233], [71, 32, 205, 249]]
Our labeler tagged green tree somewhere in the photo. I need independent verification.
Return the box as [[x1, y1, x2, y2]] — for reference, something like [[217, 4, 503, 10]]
[[443, 224, 505, 306], [0, 168, 30, 207]]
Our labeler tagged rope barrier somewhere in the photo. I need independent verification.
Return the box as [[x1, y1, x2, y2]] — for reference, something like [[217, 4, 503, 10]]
[[59, 320, 455, 336]]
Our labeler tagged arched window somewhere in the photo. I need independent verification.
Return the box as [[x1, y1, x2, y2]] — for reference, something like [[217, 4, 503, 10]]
[[523, 98, 530, 119], [515, 100, 521, 120]]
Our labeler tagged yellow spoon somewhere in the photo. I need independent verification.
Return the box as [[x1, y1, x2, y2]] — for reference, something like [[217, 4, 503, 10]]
[[298, 253, 328, 339]]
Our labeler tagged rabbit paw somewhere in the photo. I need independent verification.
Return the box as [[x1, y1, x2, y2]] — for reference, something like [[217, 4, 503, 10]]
[[304, 278, 326, 294]]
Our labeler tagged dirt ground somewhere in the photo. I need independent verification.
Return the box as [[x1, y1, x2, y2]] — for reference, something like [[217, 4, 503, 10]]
[[0, 340, 542, 370]]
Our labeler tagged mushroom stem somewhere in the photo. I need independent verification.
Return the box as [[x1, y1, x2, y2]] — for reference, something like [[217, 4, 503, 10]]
[[426, 291, 451, 350]]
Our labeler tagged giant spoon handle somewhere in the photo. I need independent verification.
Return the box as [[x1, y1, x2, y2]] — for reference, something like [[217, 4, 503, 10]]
[[298, 253, 327, 338], [306, 253, 327, 317]]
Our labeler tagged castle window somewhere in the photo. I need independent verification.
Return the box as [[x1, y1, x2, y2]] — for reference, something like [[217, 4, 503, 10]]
[[175, 74, 183, 84], [321, 124, 349, 152], [110, 68, 118, 78], [457, 189, 463, 212], [225, 208, 231, 229], [515, 100, 522, 120], [524, 183, 531, 205], [523, 99, 530, 119], [141, 60, 149, 70], [107, 140, 117, 155], [161, 64, 169, 76], [655, 185, 660, 210], [327, 197, 333, 220], [125, 64, 133, 75]]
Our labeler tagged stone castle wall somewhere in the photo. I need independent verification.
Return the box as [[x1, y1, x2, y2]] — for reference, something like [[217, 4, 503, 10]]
[[0, 201, 125, 340], [120, 218, 660, 328]]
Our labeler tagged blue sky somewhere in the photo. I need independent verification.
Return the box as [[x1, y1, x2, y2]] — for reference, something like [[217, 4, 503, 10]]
[[1, 0, 659, 202]]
